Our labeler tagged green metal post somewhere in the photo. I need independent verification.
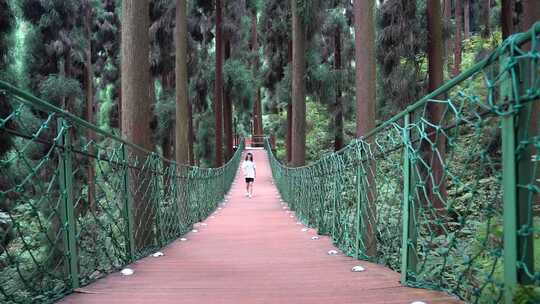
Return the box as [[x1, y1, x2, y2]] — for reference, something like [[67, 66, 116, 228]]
[[516, 58, 535, 284], [57, 118, 79, 289], [121, 144, 135, 262], [290, 175, 295, 209], [152, 156, 163, 248], [355, 150, 365, 259], [502, 111, 518, 304], [171, 163, 182, 234], [332, 169, 338, 239], [400, 114, 411, 284], [287, 171, 291, 202], [222, 166, 226, 199]]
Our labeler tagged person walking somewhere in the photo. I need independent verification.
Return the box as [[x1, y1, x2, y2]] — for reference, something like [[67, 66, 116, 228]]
[[242, 152, 256, 198]]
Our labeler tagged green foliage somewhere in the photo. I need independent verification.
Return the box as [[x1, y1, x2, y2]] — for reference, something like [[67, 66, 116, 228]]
[[267, 21, 540, 303], [325, 6, 347, 30], [1, 76, 245, 302], [224, 59, 256, 139], [96, 82, 114, 132], [460, 30, 503, 72], [246, 0, 263, 13], [194, 109, 216, 167], [305, 100, 333, 161], [376, 0, 427, 119], [6, 13, 34, 88], [307, 58, 335, 104], [262, 110, 286, 159], [38, 74, 82, 108], [153, 80, 175, 142], [224, 59, 255, 109], [294, 0, 322, 32], [274, 63, 291, 107], [259, 0, 290, 96], [2, 1, 538, 303], [514, 285, 540, 304]]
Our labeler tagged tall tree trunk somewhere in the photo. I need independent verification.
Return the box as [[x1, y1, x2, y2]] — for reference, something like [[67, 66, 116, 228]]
[[251, 8, 257, 140], [481, 0, 491, 38], [426, 0, 446, 212], [354, 0, 376, 137], [121, 0, 154, 250], [286, 39, 293, 164], [443, 0, 451, 26], [453, 0, 462, 76], [464, 0, 470, 39], [501, 0, 513, 39], [214, 0, 224, 166], [188, 100, 195, 165], [224, 38, 233, 159], [354, 0, 377, 257], [251, 9, 263, 145], [523, 1, 540, 133], [334, 22, 343, 151], [291, 0, 306, 166], [175, 0, 190, 166], [254, 89, 262, 141], [443, 0, 452, 69], [84, 2, 95, 212], [161, 73, 174, 192]]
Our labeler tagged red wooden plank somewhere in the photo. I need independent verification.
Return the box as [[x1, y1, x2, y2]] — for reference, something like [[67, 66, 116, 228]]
[[61, 150, 461, 304]]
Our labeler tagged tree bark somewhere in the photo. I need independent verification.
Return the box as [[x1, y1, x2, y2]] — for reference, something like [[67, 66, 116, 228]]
[[453, 0, 462, 76], [175, 0, 190, 166], [224, 38, 233, 159], [121, 0, 154, 250], [334, 23, 343, 151], [444, 0, 451, 24], [502, 0, 514, 39], [214, 0, 224, 166], [426, 0, 447, 211], [251, 9, 263, 146], [354, 0, 376, 137], [464, 0, 470, 39], [354, 0, 377, 257], [523, 1, 540, 135], [291, 0, 306, 166], [286, 39, 293, 164], [188, 100, 195, 165], [254, 89, 262, 141], [443, 0, 452, 68]]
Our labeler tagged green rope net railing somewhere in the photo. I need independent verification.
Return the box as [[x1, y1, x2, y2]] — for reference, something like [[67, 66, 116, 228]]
[[0, 81, 244, 303], [267, 22, 540, 303]]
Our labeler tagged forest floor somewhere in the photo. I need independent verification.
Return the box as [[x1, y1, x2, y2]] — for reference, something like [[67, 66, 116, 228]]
[[60, 149, 461, 304]]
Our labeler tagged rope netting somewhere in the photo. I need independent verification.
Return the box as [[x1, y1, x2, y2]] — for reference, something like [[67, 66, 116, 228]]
[[0, 82, 243, 303], [267, 23, 540, 303]]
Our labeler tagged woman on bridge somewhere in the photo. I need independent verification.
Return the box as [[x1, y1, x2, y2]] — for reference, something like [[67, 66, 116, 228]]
[[242, 152, 256, 198]]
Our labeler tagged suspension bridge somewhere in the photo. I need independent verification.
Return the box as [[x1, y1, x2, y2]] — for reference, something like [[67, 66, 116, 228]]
[[1, 22, 540, 304]]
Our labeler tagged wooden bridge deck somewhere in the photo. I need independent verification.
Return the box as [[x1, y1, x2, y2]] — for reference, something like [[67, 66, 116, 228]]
[[61, 149, 460, 304]]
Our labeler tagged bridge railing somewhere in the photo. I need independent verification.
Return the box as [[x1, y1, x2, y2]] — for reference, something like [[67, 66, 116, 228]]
[[266, 22, 540, 303], [0, 81, 244, 303]]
